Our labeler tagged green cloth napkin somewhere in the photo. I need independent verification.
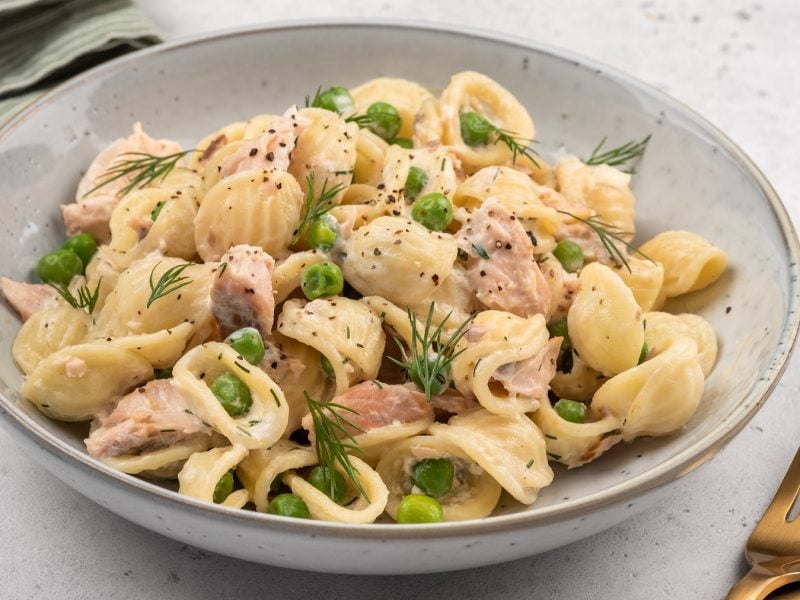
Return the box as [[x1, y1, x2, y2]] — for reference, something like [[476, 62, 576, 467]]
[[0, 0, 161, 121]]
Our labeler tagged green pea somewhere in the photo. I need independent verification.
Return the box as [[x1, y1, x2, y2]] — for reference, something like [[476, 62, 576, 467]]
[[150, 200, 166, 222], [226, 327, 265, 365], [308, 466, 347, 504], [404, 166, 428, 199], [552, 240, 584, 273], [320, 354, 335, 379], [396, 494, 444, 524], [213, 471, 234, 504], [638, 340, 649, 365], [61, 233, 98, 267], [411, 192, 454, 232], [306, 215, 338, 251], [408, 357, 449, 396], [459, 112, 494, 147], [547, 318, 572, 351], [153, 367, 173, 380], [312, 86, 355, 115], [37, 249, 84, 285], [411, 458, 454, 498], [301, 261, 344, 300], [267, 493, 311, 519], [554, 398, 587, 424], [392, 137, 414, 149], [209, 372, 252, 417], [366, 101, 402, 141]]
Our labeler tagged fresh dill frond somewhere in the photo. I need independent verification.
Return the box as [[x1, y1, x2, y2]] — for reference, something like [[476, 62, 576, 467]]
[[83, 149, 199, 198], [557, 210, 653, 273], [146, 261, 193, 308], [584, 135, 651, 172], [48, 278, 102, 314], [304, 392, 369, 500], [304, 85, 323, 108], [344, 111, 394, 129], [493, 127, 540, 167], [389, 303, 476, 402], [292, 173, 347, 245]]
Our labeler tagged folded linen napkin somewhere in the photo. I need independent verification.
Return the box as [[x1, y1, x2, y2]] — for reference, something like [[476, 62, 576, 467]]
[[0, 0, 160, 120]]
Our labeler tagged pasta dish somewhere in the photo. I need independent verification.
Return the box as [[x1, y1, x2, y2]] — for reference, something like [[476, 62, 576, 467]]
[[1, 71, 727, 524]]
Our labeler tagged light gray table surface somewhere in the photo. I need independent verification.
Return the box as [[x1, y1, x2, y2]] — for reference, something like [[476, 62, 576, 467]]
[[1, 1, 798, 598]]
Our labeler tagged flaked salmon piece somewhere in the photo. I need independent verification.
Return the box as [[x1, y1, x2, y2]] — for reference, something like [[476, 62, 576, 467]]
[[302, 381, 433, 441], [429, 389, 477, 414], [1, 276, 60, 321], [211, 244, 276, 338], [200, 133, 228, 163], [219, 107, 308, 178], [65, 123, 182, 243], [126, 213, 154, 241], [457, 197, 551, 317], [260, 336, 307, 382], [85, 379, 212, 459], [61, 194, 116, 244], [64, 356, 87, 378], [493, 337, 561, 399], [76, 122, 183, 202]]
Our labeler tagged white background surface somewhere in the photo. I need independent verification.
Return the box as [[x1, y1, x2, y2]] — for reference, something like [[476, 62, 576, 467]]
[[2, 1, 799, 598]]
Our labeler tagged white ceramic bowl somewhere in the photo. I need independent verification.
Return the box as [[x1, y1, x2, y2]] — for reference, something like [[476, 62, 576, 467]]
[[0, 21, 797, 575]]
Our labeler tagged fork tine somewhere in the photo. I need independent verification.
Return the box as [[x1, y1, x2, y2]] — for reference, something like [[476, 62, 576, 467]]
[[761, 448, 800, 523]]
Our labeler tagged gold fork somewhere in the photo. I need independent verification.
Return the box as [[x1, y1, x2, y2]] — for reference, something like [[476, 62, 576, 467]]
[[728, 448, 800, 599]]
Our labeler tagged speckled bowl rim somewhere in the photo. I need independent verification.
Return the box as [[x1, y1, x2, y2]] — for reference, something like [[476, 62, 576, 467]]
[[1, 19, 798, 540]]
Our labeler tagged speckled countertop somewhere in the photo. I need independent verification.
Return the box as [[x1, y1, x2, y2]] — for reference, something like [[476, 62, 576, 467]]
[[2, 1, 798, 598]]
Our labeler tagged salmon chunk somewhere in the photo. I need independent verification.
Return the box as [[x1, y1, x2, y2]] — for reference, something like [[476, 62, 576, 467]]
[[211, 245, 276, 337], [492, 337, 561, 399], [75, 122, 183, 201], [1, 276, 60, 321], [86, 380, 212, 459], [219, 108, 309, 178], [302, 381, 432, 440], [457, 197, 551, 317], [61, 194, 117, 244], [64, 123, 182, 243]]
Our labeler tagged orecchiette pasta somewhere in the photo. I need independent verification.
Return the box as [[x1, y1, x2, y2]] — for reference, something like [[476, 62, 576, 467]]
[[440, 71, 535, 173], [451, 310, 554, 416], [194, 169, 304, 262], [4, 71, 726, 525], [376, 435, 502, 521], [341, 215, 458, 306], [592, 337, 705, 440], [429, 410, 553, 505], [22, 344, 153, 421], [568, 262, 645, 376], [277, 298, 385, 395], [639, 230, 727, 297], [172, 342, 289, 449]]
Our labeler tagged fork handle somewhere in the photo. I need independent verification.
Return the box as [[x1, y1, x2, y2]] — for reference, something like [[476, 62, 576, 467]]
[[728, 567, 800, 599]]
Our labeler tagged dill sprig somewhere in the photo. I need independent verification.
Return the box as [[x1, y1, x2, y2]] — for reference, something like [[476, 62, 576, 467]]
[[345, 111, 394, 129], [557, 210, 653, 273], [584, 135, 651, 172], [304, 85, 323, 108], [493, 127, 540, 167], [390, 303, 476, 402], [304, 391, 369, 500], [83, 149, 199, 198], [147, 261, 193, 308], [48, 278, 102, 314], [292, 173, 346, 245]]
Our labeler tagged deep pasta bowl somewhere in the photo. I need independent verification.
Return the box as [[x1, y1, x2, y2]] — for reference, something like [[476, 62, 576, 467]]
[[0, 21, 797, 575]]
